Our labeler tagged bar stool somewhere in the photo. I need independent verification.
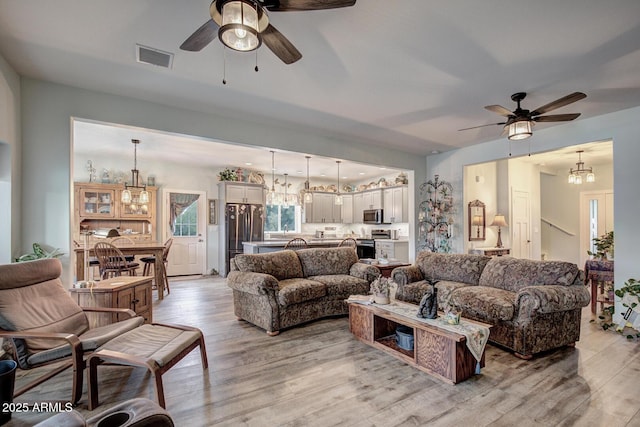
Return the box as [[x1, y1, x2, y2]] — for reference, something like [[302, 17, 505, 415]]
[[141, 238, 173, 295]]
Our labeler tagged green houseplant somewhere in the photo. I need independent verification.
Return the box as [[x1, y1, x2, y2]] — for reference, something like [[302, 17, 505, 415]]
[[15, 243, 64, 262], [588, 230, 614, 260], [218, 168, 238, 182]]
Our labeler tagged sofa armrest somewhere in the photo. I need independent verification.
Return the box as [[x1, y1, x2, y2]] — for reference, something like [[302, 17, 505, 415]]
[[350, 263, 380, 283], [226, 271, 280, 296], [517, 284, 591, 317], [391, 265, 424, 288]]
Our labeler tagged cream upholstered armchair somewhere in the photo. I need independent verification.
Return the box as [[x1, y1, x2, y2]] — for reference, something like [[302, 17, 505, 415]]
[[0, 258, 208, 409], [0, 258, 144, 404]]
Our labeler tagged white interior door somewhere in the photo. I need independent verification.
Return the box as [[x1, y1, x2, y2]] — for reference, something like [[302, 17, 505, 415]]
[[580, 190, 614, 266], [162, 189, 206, 276], [512, 189, 532, 259]]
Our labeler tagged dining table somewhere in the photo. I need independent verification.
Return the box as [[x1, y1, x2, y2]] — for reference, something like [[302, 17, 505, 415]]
[[74, 240, 168, 300]]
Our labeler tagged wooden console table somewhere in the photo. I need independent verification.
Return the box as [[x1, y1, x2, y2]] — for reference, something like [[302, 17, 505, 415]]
[[348, 301, 490, 384], [469, 247, 510, 257], [69, 276, 153, 328]]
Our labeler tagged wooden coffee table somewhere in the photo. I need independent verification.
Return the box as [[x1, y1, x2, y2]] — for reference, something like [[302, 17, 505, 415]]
[[348, 300, 491, 384]]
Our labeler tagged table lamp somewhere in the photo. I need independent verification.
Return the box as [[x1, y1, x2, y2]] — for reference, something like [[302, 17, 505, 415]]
[[490, 214, 508, 248], [472, 215, 483, 239]]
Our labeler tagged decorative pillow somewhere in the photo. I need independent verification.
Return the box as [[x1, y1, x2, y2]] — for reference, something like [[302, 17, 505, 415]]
[[479, 257, 580, 292], [234, 250, 304, 280], [417, 252, 491, 285], [296, 247, 358, 277]]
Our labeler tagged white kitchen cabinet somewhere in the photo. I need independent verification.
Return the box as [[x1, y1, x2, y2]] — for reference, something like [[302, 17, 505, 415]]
[[383, 186, 408, 223], [222, 183, 265, 204], [363, 189, 382, 210], [308, 192, 342, 223], [354, 189, 382, 222], [375, 240, 409, 262], [341, 194, 354, 224]]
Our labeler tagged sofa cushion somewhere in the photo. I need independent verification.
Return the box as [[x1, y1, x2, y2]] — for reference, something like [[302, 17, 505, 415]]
[[434, 280, 472, 306], [309, 274, 370, 299], [401, 280, 432, 303], [449, 286, 516, 322], [277, 278, 326, 306], [234, 250, 304, 281], [416, 252, 491, 286], [296, 247, 358, 277], [479, 257, 580, 292]]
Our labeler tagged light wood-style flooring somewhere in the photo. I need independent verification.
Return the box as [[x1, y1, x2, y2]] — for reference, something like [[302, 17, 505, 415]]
[[7, 276, 640, 426]]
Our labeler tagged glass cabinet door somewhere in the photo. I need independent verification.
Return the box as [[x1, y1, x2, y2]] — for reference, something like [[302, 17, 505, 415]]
[[118, 189, 153, 218], [80, 188, 115, 218]]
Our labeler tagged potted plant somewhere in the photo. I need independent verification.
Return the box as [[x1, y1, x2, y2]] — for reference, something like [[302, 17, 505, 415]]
[[218, 168, 238, 182], [588, 230, 614, 260], [15, 243, 64, 263], [370, 275, 395, 305]]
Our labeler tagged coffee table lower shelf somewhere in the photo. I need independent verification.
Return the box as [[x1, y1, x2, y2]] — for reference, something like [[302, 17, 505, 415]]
[[348, 302, 487, 384]]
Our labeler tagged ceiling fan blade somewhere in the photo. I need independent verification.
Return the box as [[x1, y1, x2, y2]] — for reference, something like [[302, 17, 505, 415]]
[[530, 92, 587, 116], [533, 113, 581, 122], [459, 122, 506, 131], [180, 20, 219, 51], [484, 105, 513, 117], [261, 24, 302, 64], [264, 0, 356, 11]]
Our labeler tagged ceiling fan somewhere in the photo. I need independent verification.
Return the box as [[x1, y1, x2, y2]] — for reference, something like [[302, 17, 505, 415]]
[[459, 92, 587, 140], [180, 0, 356, 65]]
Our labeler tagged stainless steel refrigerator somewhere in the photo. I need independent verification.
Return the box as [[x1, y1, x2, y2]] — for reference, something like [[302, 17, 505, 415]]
[[225, 203, 264, 275]]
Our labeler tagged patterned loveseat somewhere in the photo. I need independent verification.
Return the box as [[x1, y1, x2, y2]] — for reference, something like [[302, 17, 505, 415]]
[[392, 252, 590, 358], [227, 247, 379, 336]]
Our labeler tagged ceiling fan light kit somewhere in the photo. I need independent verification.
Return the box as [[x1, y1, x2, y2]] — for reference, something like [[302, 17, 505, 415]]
[[506, 119, 533, 141], [217, 0, 266, 52]]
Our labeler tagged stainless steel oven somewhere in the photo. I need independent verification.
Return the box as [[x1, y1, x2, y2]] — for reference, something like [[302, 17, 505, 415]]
[[356, 239, 375, 259]]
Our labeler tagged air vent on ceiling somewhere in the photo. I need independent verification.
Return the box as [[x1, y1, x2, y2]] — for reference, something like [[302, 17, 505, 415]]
[[136, 44, 173, 69]]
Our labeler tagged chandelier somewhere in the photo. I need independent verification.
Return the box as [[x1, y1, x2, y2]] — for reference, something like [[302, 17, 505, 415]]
[[567, 150, 595, 185], [121, 139, 149, 206]]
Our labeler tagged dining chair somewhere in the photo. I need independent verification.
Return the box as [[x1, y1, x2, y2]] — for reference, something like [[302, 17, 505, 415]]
[[109, 236, 136, 262], [141, 238, 173, 295], [94, 241, 140, 280], [338, 237, 357, 249], [74, 239, 100, 280], [284, 237, 308, 250]]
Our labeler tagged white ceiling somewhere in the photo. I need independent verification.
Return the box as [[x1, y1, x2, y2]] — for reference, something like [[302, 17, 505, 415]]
[[1, 1, 637, 166]]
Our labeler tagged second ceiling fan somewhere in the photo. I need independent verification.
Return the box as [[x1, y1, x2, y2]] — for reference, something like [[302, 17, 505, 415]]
[[460, 91, 587, 140], [180, 0, 356, 64]]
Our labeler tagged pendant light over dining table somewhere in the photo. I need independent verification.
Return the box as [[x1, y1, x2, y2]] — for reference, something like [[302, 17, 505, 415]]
[[304, 156, 313, 204], [121, 139, 149, 208], [334, 160, 343, 206], [267, 150, 277, 206]]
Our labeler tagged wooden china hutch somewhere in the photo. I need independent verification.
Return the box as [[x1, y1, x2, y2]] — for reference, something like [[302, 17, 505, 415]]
[[73, 182, 158, 245]]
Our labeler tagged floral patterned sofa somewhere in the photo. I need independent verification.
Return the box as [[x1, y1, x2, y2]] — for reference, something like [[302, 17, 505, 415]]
[[392, 252, 590, 358], [227, 247, 379, 336]]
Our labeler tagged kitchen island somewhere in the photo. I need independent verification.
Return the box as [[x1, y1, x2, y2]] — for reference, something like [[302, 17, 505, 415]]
[[243, 239, 346, 254]]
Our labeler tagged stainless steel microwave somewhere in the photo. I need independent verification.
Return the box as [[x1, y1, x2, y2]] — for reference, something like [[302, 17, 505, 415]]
[[363, 209, 385, 224]]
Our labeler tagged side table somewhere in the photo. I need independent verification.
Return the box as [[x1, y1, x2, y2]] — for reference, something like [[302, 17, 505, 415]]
[[69, 276, 153, 328], [584, 259, 614, 314]]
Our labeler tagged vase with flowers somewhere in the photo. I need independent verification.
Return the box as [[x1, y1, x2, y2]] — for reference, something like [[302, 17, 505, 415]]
[[370, 275, 395, 305]]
